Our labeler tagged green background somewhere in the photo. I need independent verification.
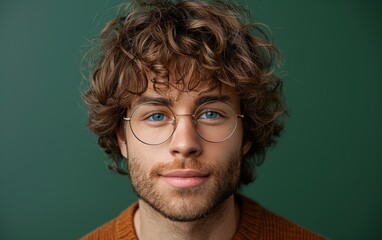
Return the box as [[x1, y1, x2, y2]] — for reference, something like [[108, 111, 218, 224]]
[[1, 0, 381, 239]]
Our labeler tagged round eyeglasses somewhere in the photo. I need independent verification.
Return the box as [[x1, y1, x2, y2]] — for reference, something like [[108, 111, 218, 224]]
[[123, 101, 244, 145]]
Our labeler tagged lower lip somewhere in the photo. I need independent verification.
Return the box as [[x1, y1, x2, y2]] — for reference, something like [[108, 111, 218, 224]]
[[161, 176, 208, 188]]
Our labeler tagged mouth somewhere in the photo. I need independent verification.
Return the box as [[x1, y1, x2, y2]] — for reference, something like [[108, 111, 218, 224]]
[[160, 170, 210, 189]]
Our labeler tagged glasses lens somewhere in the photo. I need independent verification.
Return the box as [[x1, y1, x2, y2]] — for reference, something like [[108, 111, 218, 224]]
[[194, 101, 239, 143], [129, 102, 175, 145]]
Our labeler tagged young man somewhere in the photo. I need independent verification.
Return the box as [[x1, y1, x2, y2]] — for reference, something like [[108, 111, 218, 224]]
[[82, 0, 324, 239]]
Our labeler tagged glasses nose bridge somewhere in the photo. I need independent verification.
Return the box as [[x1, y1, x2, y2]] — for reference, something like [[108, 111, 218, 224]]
[[170, 113, 200, 142], [173, 113, 197, 127]]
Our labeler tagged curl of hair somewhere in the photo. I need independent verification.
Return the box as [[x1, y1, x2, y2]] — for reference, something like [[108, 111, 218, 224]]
[[83, 0, 286, 185]]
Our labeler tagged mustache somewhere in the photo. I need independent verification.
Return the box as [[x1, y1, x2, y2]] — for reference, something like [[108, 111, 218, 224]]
[[150, 158, 215, 177]]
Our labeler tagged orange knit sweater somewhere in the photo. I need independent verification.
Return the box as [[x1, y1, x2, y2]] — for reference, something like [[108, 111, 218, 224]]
[[82, 195, 325, 239]]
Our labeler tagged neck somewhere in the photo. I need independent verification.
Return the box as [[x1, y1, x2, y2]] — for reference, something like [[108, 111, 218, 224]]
[[134, 195, 240, 240]]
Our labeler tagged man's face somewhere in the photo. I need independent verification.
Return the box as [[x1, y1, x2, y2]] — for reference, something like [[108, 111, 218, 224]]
[[118, 81, 251, 222]]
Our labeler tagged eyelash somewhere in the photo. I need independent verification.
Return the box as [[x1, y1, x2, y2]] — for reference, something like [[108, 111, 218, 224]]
[[198, 111, 221, 119], [147, 113, 168, 121]]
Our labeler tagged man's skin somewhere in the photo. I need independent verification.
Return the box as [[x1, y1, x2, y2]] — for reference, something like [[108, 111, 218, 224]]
[[116, 74, 251, 240]]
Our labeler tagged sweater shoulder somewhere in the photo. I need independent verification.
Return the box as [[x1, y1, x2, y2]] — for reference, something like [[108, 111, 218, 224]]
[[81, 218, 118, 240], [80, 202, 138, 240], [235, 195, 326, 240]]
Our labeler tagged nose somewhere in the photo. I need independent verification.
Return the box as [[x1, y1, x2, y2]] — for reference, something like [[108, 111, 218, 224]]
[[168, 115, 202, 158]]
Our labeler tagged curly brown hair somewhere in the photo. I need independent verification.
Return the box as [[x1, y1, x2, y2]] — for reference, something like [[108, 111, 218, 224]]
[[83, 0, 285, 186]]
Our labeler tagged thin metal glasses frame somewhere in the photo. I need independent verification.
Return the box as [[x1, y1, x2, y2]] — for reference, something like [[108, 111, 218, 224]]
[[123, 100, 244, 145]]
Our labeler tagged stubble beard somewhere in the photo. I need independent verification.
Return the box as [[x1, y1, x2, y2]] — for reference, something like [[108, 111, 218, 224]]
[[127, 151, 242, 222]]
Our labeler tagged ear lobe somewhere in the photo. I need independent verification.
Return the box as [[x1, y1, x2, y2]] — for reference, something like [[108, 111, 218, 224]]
[[242, 140, 252, 156], [116, 127, 128, 158]]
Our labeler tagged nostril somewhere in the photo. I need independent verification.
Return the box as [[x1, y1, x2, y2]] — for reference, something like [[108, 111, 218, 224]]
[[189, 149, 199, 156], [170, 146, 201, 158]]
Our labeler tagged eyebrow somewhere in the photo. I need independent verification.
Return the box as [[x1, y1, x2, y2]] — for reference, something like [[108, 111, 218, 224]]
[[133, 96, 173, 107], [132, 94, 232, 108], [195, 95, 232, 106]]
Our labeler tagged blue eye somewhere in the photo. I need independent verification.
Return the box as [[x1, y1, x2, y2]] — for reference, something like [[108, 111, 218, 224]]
[[148, 113, 166, 121], [200, 111, 220, 119]]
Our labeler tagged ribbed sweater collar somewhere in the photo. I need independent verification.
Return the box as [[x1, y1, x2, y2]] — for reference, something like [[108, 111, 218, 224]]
[[112, 195, 259, 239]]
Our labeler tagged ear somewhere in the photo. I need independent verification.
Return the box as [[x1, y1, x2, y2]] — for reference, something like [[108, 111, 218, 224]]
[[116, 127, 128, 158], [242, 140, 252, 156]]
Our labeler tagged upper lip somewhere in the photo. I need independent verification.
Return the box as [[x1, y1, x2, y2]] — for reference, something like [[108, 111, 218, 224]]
[[161, 170, 209, 178]]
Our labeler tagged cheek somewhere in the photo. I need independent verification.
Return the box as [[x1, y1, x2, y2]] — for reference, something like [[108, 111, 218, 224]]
[[203, 138, 243, 168], [226, 126, 245, 152], [126, 137, 171, 168]]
